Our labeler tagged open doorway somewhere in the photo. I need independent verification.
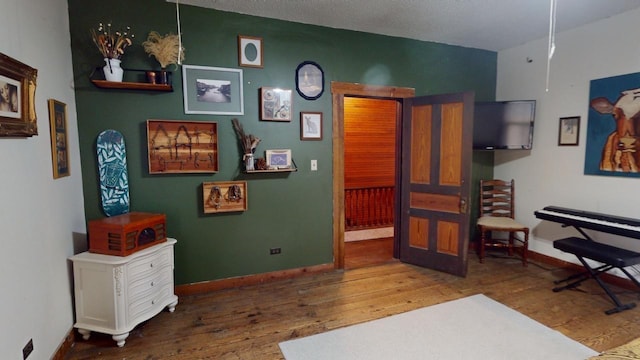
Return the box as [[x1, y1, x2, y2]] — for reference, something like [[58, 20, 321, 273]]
[[343, 97, 397, 269], [331, 83, 415, 270]]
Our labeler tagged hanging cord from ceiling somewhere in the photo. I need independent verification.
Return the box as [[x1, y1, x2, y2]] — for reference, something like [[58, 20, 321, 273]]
[[176, 0, 183, 65], [546, 0, 557, 92]]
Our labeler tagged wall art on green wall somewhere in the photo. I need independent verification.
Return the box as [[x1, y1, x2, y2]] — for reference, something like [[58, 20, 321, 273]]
[[147, 119, 219, 174], [203, 181, 248, 213], [182, 65, 244, 115], [260, 87, 292, 121], [295, 61, 324, 100], [238, 35, 263, 68]]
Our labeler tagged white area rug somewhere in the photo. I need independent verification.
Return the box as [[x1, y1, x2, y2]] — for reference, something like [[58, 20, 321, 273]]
[[279, 294, 598, 360]]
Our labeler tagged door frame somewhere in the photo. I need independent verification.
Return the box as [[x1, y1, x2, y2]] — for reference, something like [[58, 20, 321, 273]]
[[331, 82, 415, 269]]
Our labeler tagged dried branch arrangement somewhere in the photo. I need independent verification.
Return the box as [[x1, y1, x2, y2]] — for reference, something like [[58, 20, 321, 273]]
[[142, 31, 185, 69], [90, 22, 134, 59], [231, 118, 260, 155]]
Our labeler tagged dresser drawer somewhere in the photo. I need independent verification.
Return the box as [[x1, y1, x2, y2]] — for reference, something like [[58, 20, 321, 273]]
[[126, 247, 171, 283], [127, 264, 173, 302], [128, 282, 173, 322]]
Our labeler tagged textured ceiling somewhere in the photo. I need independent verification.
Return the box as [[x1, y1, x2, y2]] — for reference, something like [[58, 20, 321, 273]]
[[168, 0, 640, 51]]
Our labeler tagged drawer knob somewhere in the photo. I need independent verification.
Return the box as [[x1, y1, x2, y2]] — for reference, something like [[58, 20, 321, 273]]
[[150, 281, 155, 287], [150, 263, 154, 268], [152, 300, 156, 305]]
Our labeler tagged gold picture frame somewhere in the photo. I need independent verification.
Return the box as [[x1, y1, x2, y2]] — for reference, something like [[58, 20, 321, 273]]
[[48, 99, 70, 178], [0, 52, 37, 137], [260, 87, 292, 121], [238, 35, 263, 68]]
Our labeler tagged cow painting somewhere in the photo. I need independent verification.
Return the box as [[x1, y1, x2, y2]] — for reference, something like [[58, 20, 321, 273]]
[[590, 88, 640, 172]]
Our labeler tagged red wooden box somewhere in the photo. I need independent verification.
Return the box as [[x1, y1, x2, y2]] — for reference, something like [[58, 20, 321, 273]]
[[88, 212, 167, 256]]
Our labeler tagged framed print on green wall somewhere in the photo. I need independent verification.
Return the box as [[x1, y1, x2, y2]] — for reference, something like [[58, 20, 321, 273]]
[[182, 65, 244, 115]]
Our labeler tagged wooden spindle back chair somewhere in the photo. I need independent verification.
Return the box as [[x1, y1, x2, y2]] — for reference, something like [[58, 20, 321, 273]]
[[476, 179, 529, 266]]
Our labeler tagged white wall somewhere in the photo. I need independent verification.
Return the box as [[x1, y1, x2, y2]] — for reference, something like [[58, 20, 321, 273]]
[[495, 8, 640, 265], [0, 0, 85, 359]]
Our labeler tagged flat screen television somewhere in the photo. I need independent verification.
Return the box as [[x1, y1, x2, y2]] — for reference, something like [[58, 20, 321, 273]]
[[473, 100, 536, 150]]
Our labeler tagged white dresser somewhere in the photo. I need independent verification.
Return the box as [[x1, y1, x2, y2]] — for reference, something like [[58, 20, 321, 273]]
[[70, 238, 178, 347]]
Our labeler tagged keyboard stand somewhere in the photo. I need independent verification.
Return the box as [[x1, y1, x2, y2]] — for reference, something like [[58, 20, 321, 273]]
[[553, 237, 640, 315]]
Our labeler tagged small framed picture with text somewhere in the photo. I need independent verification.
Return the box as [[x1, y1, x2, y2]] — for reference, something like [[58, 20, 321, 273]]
[[558, 116, 580, 146]]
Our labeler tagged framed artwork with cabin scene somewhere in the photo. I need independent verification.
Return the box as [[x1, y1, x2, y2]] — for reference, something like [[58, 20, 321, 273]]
[[147, 119, 218, 174]]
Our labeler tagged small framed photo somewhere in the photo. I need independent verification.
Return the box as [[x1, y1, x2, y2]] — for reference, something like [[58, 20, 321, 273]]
[[0, 52, 38, 137], [48, 99, 69, 178], [558, 116, 580, 146], [265, 149, 292, 169], [295, 61, 324, 100], [261, 87, 292, 121], [238, 35, 263, 68], [182, 65, 244, 115], [300, 111, 322, 140]]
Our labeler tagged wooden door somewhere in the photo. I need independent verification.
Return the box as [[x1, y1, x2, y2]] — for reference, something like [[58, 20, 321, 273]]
[[399, 92, 474, 277]]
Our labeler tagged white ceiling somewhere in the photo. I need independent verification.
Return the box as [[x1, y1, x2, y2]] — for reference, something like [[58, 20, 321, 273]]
[[169, 0, 640, 51]]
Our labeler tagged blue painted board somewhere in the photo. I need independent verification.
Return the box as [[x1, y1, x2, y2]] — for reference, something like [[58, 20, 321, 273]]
[[97, 130, 130, 216]]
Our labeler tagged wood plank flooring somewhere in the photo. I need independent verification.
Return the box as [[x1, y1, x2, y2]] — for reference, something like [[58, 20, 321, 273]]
[[65, 246, 640, 359], [344, 238, 394, 270]]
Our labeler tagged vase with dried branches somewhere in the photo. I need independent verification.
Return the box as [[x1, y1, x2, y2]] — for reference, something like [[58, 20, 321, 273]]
[[231, 118, 260, 171], [90, 22, 134, 82], [141, 31, 185, 84]]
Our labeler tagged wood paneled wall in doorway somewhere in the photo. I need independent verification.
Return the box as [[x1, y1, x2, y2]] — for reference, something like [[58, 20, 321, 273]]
[[344, 97, 398, 189]]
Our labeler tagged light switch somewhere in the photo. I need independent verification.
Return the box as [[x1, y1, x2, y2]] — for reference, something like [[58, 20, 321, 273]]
[[311, 160, 318, 171]]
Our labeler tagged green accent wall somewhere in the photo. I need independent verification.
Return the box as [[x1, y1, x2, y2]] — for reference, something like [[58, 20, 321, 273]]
[[68, 0, 497, 285]]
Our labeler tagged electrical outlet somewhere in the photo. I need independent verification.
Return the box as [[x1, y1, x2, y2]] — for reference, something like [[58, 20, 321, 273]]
[[23, 339, 33, 359], [311, 160, 318, 171], [270, 247, 281, 255]]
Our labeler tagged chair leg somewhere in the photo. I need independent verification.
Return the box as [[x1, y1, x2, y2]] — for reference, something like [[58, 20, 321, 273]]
[[508, 233, 514, 256], [521, 230, 529, 267], [478, 227, 485, 263]]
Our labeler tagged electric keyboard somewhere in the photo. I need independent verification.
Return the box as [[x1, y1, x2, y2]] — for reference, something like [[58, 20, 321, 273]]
[[535, 205, 640, 314], [534, 206, 640, 239]]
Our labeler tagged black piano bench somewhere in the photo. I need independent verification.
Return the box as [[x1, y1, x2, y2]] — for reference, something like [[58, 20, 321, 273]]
[[553, 237, 640, 315]]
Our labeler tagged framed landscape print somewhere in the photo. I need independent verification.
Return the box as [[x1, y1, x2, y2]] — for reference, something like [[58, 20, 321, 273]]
[[182, 65, 244, 115], [48, 99, 69, 178]]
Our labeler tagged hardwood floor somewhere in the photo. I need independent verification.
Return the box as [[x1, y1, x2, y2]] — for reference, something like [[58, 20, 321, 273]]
[[65, 250, 640, 359], [344, 238, 394, 270]]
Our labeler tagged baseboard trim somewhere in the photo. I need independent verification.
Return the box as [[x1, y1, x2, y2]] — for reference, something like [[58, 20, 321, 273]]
[[175, 263, 336, 296], [51, 327, 75, 360]]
